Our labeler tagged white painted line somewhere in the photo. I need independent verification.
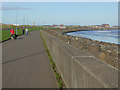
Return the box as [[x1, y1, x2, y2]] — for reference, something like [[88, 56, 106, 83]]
[[73, 56, 95, 58]]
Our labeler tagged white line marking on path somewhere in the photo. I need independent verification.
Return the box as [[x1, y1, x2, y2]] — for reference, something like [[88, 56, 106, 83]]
[[73, 56, 95, 58]]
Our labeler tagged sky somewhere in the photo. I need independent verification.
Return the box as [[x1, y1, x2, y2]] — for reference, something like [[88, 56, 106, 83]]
[[1, 0, 119, 2], [1, 2, 118, 26]]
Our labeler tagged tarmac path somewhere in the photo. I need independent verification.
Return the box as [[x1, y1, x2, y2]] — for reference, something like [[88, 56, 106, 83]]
[[2, 30, 58, 88]]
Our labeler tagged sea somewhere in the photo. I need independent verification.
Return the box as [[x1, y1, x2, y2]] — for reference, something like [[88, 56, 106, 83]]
[[66, 29, 120, 44]]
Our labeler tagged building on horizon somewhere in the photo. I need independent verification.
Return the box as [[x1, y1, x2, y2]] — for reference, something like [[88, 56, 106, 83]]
[[111, 26, 118, 29], [51, 24, 67, 29], [102, 24, 110, 28]]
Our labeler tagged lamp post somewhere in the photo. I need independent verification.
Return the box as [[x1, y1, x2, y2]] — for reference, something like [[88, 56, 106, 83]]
[[16, 7, 18, 35], [26, 17, 28, 29], [28, 19, 30, 31], [33, 22, 35, 30], [23, 15, 25, 28]]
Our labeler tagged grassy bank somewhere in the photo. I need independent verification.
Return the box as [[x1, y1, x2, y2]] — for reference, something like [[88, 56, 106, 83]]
[[0, 27, 42, 42]]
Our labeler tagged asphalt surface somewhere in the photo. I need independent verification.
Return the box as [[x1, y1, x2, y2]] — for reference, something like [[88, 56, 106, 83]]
[[2, 30, 58, 88]]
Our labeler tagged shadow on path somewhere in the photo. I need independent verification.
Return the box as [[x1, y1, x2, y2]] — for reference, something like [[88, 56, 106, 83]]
[[16, 37, 23, 40], [2, 51, 46, 65]]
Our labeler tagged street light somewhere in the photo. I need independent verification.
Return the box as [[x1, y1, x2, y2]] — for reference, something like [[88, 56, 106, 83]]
[[23, 15, 25, 28], [27, 17, 28, 29], [16, 7, 18, 35]]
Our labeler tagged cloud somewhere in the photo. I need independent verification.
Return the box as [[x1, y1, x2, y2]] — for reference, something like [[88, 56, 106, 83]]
[[1, 6, 32, 10]]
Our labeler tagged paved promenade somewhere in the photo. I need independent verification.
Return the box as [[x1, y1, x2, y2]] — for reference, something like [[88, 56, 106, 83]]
[[2, 30, 58, 88]]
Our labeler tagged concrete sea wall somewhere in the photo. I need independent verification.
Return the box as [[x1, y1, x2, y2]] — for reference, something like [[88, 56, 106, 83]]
[[44, 29, 119, 69], [40, 30, 118, 88]]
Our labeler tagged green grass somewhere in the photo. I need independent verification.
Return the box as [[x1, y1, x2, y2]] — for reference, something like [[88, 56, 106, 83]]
[[1, 27, 41, 41], [40, 31, 63, 88], [2, 25, 12, 29], [0, 31, 2, 41], [2, 28, 23, 41], [47, 28, 59, 29]]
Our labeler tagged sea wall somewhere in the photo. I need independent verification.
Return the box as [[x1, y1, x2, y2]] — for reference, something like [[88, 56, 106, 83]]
[[40, 30, 118, 88], [44, 29, 119, 69]]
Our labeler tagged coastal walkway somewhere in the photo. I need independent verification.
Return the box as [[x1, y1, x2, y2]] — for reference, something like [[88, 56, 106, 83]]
[[2, 30, 58, 88]]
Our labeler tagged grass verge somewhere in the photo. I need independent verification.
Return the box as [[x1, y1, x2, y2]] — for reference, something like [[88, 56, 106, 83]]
[[40, 31, 65, 88], [1, 27, 41, 42]]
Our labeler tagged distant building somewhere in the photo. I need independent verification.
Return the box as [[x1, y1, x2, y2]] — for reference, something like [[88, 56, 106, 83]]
[[102, 24, 110, 28], [88, 25, 102, 29], [60, 24, 63, 26], [52, 25, 59, 27], [59, 26, 66, 29], [111, 26, 118, 29], [11, 24, 19, 26], [51, 24, 66, 29]]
